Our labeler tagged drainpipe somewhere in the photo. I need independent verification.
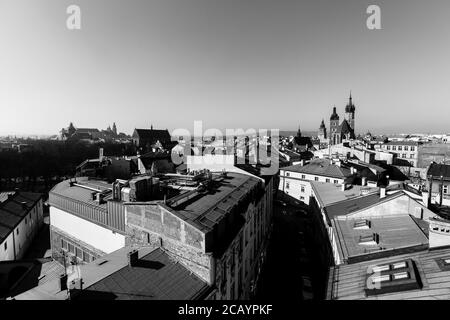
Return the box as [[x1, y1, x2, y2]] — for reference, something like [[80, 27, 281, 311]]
[[440, 175, 444, 207]]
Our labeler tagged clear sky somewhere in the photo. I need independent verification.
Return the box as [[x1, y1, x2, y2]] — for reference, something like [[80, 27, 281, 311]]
[[1, 0, 450, 136]]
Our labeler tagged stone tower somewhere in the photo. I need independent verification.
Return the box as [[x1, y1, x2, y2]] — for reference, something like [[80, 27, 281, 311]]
[[345, 92, 356, 132], [330, 106, 340, 144], [318, 119, 327, 141]]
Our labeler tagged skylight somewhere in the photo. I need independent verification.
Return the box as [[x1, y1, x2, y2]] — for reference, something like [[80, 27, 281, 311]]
[[365, 259, 422, 296]]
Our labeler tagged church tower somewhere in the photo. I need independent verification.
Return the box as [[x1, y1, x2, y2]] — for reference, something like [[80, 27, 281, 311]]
[[318, 119, 327, 141], [330, 106, 340, 144], [345, 92, 356, 132]]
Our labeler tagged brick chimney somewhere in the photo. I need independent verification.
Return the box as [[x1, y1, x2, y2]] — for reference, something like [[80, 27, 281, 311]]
[[380, 187, 386, 199], [128, 249, 139, 267]]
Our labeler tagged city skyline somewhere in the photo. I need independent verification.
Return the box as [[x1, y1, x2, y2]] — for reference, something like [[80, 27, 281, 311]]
[[1, 0, 450, 136]]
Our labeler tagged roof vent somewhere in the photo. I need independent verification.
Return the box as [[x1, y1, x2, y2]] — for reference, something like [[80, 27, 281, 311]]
[[353, 219, 371, 230], [359, 233, 380, 245]]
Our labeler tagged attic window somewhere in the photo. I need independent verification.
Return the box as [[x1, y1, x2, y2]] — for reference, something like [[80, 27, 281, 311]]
[[365, 259, 422, 296], [353, 219, 371, 230], [359, 233, 379, 245]]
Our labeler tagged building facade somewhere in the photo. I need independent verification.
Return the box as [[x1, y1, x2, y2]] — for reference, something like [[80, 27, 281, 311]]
[[0, 192, 44, 261]]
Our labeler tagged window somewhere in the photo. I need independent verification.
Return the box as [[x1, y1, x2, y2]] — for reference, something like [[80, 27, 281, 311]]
[[301, 175, 306, 179], [25, 218, 27, 225], [68, 243, 75, 254], [398, 146, 402, 151], [286, 182, 290, 189], [301, 186, 305, 193], [326, 179, 330, 183], [402, 154, 406, 158], [61, 239, 68, 250], [4, 242, 7, 250], [334, 180, 338, 184], [386, 146, 391, 150], [411, 146, 415, 151], [404, 146, 409, 151], [83, 251, 90, 263], [410, 154, 414, 159], [365, 259, 421, 296], [444, 185, 449, 194], [16, 229, 19, 235], [314, 177, 319, 181], [76, 247, 83, 259], [286, 172, 290, 177], [392, 146, 397, 151]]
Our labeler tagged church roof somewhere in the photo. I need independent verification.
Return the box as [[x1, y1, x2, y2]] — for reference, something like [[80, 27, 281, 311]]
[[338, 119, 353, 134], [330, 107, 339, 121]]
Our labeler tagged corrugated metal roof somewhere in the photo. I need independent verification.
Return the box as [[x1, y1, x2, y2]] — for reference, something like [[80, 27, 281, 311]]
[[329, 247, 450, 300]]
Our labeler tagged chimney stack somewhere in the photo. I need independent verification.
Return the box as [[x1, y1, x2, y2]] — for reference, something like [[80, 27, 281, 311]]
[[99, 148, 104, 162], [362, 176, 367, 186], [128, 249, 139, 267], [341, 183, 346, 192], [380, 187, 386, 199], [59, 274, 68, 292]]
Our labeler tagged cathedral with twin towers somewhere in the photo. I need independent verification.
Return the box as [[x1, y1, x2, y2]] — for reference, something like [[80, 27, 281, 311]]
[[318, 93, 356, 145]]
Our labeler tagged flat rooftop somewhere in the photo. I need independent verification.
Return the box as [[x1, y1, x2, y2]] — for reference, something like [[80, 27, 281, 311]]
[[168, 172, 261, 232], [333, 215, 429, 263], [311, 181, 379, 207], [282, 158, 352, 179]]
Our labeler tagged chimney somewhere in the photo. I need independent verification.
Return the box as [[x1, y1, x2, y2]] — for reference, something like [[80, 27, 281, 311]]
[[59, 274, 68, 292], [341, 183, 346, 192], [380, 187, 386, 199], [362, 176, 367, 186], [128, 249, 139, 267], [99, 148, 104, 161]]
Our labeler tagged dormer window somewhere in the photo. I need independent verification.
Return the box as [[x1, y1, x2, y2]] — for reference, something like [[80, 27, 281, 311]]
[[436, 257, 450, 271]]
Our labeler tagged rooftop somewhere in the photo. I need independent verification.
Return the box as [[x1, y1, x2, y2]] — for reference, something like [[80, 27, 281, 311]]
[[49, 177, 114, 210], [167, 172, 261, 233], [0, 191, 42, 243], [333, 215, 429, 264], [13, 246, 210, 300], [282, 158, 352, 179], [428, 163, 450, 180], [328, 247, 450, 300], [385, 141, 421, 146], [311, 181, 379, 208]]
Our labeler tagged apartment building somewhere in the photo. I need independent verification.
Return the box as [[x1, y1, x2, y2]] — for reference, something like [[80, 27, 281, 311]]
[[0, 191, 44, 261]]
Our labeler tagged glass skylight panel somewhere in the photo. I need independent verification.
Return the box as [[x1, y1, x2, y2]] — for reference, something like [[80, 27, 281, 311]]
[[372, 275, 390, 283], [392, 261, 407, 270], [393, 272, 410, 280]]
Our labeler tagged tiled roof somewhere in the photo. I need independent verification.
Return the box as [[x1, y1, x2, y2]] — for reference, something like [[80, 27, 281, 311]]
[[0, 192, 42, 243], [77, 247, 210, 300], [338, 119, 353, 134], [133, 129, 171, 142], [282, 159, 352, 179], [428, 163, 450, 180], [75, 128, 100, 133]]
